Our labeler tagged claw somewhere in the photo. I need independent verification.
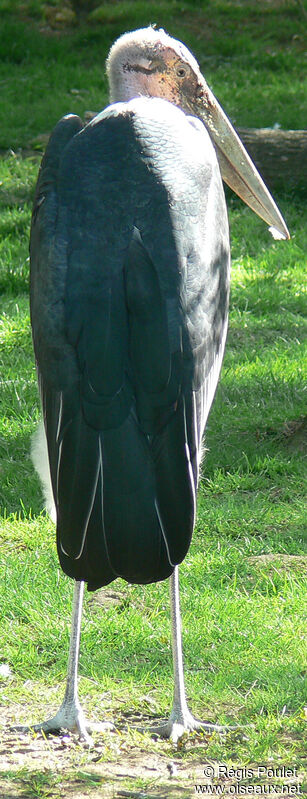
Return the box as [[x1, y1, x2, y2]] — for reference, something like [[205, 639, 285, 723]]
[[12, 703, 114, 747], [149, 708, 236, 743]]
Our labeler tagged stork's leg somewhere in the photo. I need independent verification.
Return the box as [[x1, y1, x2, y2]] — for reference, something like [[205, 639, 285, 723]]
[[152, 566, 234, 743], [31, 580, 91, 741], [15, 580, 113, 745]]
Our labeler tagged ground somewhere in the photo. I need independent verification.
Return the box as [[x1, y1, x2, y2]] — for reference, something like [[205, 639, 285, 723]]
[[0, 710, 221, 798], [1, 713, 306, 798]]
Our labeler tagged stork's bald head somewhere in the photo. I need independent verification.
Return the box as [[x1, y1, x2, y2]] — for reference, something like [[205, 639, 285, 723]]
[[106, 26, 204, 111]]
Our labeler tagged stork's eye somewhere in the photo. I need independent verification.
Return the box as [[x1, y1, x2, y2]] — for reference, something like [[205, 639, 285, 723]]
[[176, 66, 187, 78]]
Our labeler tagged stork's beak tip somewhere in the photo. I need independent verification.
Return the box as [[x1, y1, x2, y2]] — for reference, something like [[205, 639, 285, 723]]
[[269, 225, 290, 241]]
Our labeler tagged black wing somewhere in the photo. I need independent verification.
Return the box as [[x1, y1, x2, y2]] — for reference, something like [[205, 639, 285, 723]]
[[30, 99, 230, 590]]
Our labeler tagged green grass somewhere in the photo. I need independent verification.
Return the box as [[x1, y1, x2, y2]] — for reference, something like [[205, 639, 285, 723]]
[[0, 2, 306, 794], [0, 1, 306, 150]]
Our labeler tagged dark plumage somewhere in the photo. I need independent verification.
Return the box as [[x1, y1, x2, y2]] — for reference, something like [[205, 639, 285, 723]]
[[30, 98, 229, 590]]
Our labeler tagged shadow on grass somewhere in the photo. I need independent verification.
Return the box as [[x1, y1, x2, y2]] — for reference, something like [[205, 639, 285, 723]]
[[0, 428, 43, 516], [0, 184, 34, 211], [230, 278, 305, 318], [0, 767, 105, 798], [0, 764, 191, 799]]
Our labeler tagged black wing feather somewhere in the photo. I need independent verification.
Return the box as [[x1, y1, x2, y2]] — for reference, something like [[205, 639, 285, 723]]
[[30, 100, 230, 589]]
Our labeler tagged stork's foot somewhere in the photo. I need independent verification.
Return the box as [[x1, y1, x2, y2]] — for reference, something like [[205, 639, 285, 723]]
[[149, 705, 236, 744], [12, 700, 114, 747]]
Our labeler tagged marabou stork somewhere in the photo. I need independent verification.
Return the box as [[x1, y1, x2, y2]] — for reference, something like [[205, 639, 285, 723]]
[[29, 27, 289, 744]]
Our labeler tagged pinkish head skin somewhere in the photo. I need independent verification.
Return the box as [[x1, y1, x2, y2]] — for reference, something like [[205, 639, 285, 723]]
[[106, 27, 202, 106], [106, 27, 290, 240]]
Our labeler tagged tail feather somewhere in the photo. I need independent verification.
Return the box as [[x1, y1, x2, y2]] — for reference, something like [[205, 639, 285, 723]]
[[57, 475, 115, 590], [101, 414, 172, 583], [33, 402, 193, 588], [56, 411, 100, 560], [152, 398, 196, 566]]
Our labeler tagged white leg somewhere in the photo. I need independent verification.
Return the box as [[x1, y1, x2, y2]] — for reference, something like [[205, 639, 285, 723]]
[[14, 580, 113, 745], [32, 580, 91, 742], [153, 566, 234, 742], [168, 564, 192, 727], [63, 578, 85, 714]]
